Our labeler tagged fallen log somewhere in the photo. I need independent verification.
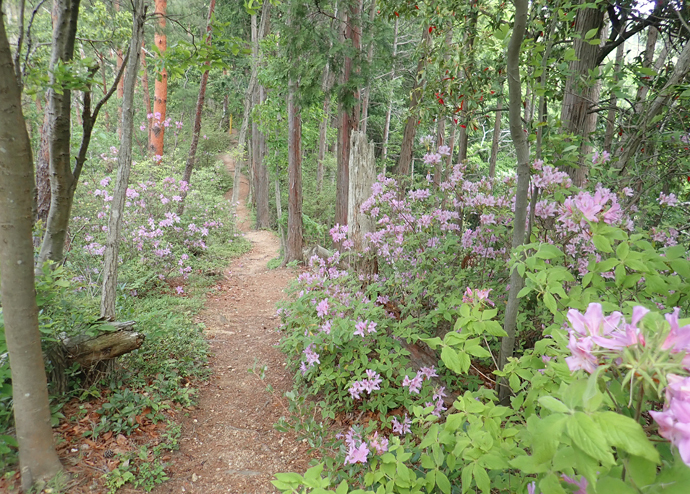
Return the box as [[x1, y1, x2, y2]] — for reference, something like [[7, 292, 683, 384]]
[[47, 321, 145, 393], [63, 321, 145, 367]]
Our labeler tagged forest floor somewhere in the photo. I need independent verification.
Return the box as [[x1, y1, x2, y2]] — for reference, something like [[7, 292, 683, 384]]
[[139, 154, 313, 493]]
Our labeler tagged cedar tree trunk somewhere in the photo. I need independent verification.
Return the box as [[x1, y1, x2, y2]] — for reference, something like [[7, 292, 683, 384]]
[[285, 77, 304, 264], [150, 0, 167, 157]]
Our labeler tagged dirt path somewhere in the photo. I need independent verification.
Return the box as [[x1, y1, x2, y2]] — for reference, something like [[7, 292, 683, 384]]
[[147, 154, 312, 493]]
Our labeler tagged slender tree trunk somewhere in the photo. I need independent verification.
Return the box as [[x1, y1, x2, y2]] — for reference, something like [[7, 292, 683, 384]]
[[559, 4, 606, 186], [250, 4, 271, 229], [498, 0, 530, 403], [150, 0, 167, 157], [317, 93, 330, 193], [179, 0, 216, 214], [434, 117, 445, 187], [36, 0, 81, 266], [489, 98, 501, 178], [381, 17, 398, 164], [275, 167, 286, 253], [446, 119, 456, 170], [397, 28, 430, 176], [359, 0, 376, 134], [603, 41, 625, 153], [141, 41, 152, 148], [0, 16, 63, 490], [101, 0, 145, 320], [35, 102, 52, 223], [286, 76, 303, 264], [115, 0, 124, 140]]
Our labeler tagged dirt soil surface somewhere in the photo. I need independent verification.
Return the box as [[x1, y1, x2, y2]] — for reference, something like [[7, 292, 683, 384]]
[[139, 154, 313, 494]]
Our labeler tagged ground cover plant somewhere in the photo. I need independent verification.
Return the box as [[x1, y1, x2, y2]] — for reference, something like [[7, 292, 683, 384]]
[[0, 154, 249, 492], [274, 146, 690, 494]]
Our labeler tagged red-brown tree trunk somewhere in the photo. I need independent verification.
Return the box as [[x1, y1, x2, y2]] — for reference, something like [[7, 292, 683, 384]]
[[150, 0, 167, 158], [286, 76, 303, 264]]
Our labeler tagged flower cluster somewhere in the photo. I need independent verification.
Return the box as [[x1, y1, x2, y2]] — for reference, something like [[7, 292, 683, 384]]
[[349, 369, 382, 400], [402, 366, 437, 394], [340, 427, 389, 465]]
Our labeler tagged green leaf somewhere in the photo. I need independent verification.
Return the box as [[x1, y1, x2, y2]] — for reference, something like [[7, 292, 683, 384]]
[[627, 455, 657, 487], [596, 258, 619, 272], [436, 470, 451, 494], [473, 464, 490, 494], [565, 412, 615, 465], [669, 259, 690, 278], [595, 411, 660, 463], [517, 286, 532, 298], [508, 455, 549, 474], [477, 453, 510, 470], [585, 27, 599, 39], [538, 396, 570, 413], [335, 480, 349, 494], [592, 235, 612, 253], [536, 244, 564, 259], [465, 343, 491, 358], [461, 464, 473, 493], [441, 347, 470, 374], [616, 242, 630, 260]]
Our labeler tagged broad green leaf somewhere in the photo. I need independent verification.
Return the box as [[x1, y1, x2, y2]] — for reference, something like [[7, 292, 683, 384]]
[[441, 347, 470, 374], [336, 480, 349, 494], [565, 412, 615, 465], [592, 235, 612, 253], [616, 241, 629, 260], [585, 27, 599, 39], [536, 243, 564, 259], [538, 396, 570, 413], [436, 470, 451, 494], [595, 411, 660, 463], [544, 292, 557, 314], [473, 464, 491, 494], [461, 464, 473, 493], [596, 477, 636, 494], [596, 258, 619, 272], [509, 454, 549, 474], [627, 455, 657, 487]]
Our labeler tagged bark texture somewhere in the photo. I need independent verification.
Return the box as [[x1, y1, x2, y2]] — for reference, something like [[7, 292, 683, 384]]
[[0, 15, 63, 489], [286, 77, 304, 264], [335, 0, 362, 227], [347, 131, 377, 274], [36, 0, 81, 266], [559, 5, 606, 186], [489, 98, 502, 178], [381, 16, 398, 164], [101, 0, 145, 319], [150, 0, 167, 157], [498, 0, 530, 403]]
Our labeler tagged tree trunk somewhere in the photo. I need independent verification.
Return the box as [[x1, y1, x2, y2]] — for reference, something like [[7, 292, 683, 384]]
[[603, 41, 625, 153], [434, 118, 445, 187], [101, 0, 145, 320], [498, 0, 530, 404], [359, 0, 377, 134], [234, 2, 270, 207], [250, 6, 271, 229], [150, 0, 167, 158], [381, 17, 398, 164], [347, 131, 377, 274], [285, 77, 304, 264], [0, 16, 63, 489], [335, 0, 362, 227], [36, 0, 81, 267], [141, 41, 152, 148], [115, 0, 124, 140], [559, 4, 606, 186], [317, 93, 330, 193], [35, 103, 52, 223], [179, 0, 216, 214], [397, 28, 430, 176], [489, 98, 502, 178], [275, 169, 286, 253]]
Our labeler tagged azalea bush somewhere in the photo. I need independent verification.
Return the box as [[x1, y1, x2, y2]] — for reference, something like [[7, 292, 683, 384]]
[[275, 148, 690, 493]]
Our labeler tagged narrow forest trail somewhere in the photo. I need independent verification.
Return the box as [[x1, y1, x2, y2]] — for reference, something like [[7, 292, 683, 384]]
[[145, 154, 313, 494]]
